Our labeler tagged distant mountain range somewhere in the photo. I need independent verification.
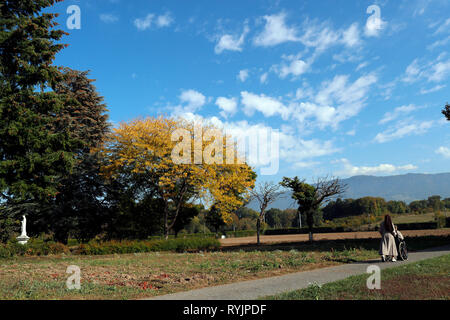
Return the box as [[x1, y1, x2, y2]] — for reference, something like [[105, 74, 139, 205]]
[[247, 173, 450, 211]]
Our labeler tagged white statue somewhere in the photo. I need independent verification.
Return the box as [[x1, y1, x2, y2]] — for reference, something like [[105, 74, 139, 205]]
[[21, 215, 27, 237], [17, 215, 30, 245]]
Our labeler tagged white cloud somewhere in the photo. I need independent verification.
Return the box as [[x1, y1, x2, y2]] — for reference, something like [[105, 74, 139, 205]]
[[413, 0, 431, 17], [237, 69, 249, 82], [260, 72, 268, 84], [342, 23, 361, 47], [299, 21, 341, 53], [278, 59, 309, 78], [295, 85, 314, 100], [241, 91, 290, 120], [427, 35, 450, 50], [379, 104, 420, 124], [433, 18, 450, 35], [297, 21, 364, 56], [402, 59, 421, 83], [156, 12, 174, 28], [313, 74, 377, 124], [173, 113, 340, 171], [280, 137, 339, 162], [420, 84, 445, 94], [292, 161, 320, 168], [337, 158, 417, 176], [253, 12, 299, 47], [215, 97, 237, 118], [436, 146, 450, 158], [403, 56, 450, 83], [134, 12, 173, 31], [100, 13, 119, 23], [134, 14, 154, 31], [356, 61, 369, 71], [290, 102, 337, 129], [428, 60, 450, 82], [374, 119, 434, 143], [241, 73, 376, 129], [172, 89, 206, 114], [215, 25, 249, 54]]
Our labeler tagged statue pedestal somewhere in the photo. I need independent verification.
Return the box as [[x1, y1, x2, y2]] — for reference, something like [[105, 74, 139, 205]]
[[17, 235, 30, 245]]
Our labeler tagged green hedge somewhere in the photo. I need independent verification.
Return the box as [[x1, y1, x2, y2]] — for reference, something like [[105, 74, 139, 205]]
[[0, 237, 220, 258], [263, 220, 448, 236], [147, 233, 217, 240], [263, 227, 347, 235], [225, 230, 257, 238], [0, 240, 70, 258], [394, 222, 438, 230], [74, 238, 220, 255], [147, 231, 258, 240]]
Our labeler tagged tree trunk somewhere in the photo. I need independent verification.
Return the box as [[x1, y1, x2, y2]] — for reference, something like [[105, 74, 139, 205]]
[[163, 202, 169, 240], [256, 218, 261, 245], [298, 210, 302, 229], [166, 183, 188, 239], [307, 210, 314, 243]]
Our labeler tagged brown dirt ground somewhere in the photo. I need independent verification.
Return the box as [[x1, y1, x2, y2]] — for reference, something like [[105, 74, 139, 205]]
[[220, 228, 450, 247]]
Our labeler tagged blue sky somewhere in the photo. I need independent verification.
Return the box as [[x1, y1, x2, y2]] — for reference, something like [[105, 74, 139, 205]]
[[48, 0, 449, 183]]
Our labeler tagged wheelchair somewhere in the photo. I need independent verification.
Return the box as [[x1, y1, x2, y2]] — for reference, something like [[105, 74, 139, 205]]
[[384, 232, 408, 261]]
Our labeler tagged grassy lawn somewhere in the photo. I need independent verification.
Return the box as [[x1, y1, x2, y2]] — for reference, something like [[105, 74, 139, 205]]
[[0, 235, 448, 300], [391, 211, 449, 224], [264, 254, 450, 300]]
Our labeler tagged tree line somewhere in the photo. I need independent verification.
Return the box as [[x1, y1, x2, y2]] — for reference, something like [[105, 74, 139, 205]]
[[322, 195, 450, 220]]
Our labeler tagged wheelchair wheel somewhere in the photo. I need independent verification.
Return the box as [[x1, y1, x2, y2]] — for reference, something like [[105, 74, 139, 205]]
[[398, 241, 408, 261]]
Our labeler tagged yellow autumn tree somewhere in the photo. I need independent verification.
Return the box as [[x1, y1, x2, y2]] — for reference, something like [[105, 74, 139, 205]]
[[100, 116, 256, 239]]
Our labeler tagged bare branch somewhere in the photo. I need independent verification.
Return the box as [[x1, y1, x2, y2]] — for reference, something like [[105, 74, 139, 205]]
[[314, 175, 347, 206], [250, 182, 282, 218]]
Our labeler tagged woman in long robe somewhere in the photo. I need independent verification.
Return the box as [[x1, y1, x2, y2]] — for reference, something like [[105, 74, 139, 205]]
[[379, 214, 398, 262]]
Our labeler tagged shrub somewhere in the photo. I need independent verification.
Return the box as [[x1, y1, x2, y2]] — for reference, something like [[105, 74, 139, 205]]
[[0, 240, 70, 258], [0, 237, 218, 258], [73, 238, 220, 255]]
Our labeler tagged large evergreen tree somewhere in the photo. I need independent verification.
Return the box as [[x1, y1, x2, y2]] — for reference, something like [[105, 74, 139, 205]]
[[38, 69, 110, 243], [0, 1, 78, 223]]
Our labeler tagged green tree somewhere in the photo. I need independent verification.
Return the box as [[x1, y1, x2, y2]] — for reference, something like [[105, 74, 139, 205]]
[[443, 198, 450, 210], [39, 69, 110, 243], [205, 205, 226, 236], [427, 195, 442, 212], [387, 200, 407, 214], [280, 176, 346, 241], [0, 0, 78, 229], [173, 204, 201, 237], [103, 170, 164, 240], [265, 208, 282, 228]]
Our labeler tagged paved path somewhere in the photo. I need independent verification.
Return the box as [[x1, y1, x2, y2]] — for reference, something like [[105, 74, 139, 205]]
[[147, 245, 450, 300]]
